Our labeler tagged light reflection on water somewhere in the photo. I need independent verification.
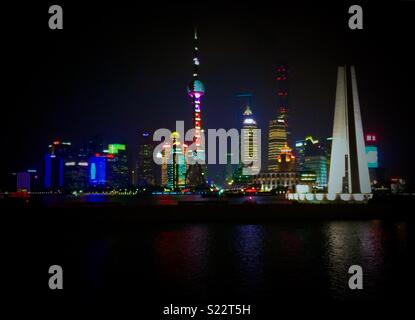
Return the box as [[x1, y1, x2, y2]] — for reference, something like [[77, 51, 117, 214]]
[[65, 220, 411, 301]]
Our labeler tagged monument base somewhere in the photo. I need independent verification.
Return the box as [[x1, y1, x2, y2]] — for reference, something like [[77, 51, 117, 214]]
[[288, 193, 373, 203]]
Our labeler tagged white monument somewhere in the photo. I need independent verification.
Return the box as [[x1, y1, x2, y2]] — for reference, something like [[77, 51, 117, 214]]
[[327, 65, 371, 199]]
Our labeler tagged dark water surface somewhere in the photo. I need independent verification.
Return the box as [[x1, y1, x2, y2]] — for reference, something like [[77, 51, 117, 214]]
[[40, 219, 413, 307]]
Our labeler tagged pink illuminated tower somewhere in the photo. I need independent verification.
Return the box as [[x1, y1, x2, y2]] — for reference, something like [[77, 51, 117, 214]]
[[186, 28, 207, 187]]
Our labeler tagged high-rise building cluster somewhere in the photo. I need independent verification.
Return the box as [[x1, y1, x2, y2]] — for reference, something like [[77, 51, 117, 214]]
[[4, 31, 398, 196], [41, 140, 130, 192]]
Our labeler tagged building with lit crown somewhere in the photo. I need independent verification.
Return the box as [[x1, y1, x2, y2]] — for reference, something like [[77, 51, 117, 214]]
[[136, 131, 156, 186], [276, 144, 296, 172], [241, 105, 260, 175], [268, 65, 290, 172], [161, 132, 187, 190]]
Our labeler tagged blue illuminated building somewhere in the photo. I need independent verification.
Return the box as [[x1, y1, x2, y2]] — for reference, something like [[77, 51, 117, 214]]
[[89, 155, 107, 186]]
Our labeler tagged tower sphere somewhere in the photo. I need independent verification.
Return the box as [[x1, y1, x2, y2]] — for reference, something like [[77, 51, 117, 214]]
[[187, 79, 205, 96]]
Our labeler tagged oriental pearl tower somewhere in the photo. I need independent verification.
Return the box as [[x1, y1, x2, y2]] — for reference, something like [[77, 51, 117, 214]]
[[186, 28, 207, 188]]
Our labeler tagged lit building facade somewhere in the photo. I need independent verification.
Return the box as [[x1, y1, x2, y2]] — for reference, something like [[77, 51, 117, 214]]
[[64, 160, 89, 191], [364, 133, 386, 188], [136, 131, 156, 186], [253, 172, 299, 192], [276, 145, 296, 172], [161, 132, 187, 189], [300, 136, 328, 189], [267, 65, 290, 172], [89, 154, 107, 187], [44, 140, 72, 191], [105, 144, 129, 189], [241, 105, 260, 175]]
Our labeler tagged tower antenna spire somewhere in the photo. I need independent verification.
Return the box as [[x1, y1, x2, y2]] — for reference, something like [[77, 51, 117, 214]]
[[192, 27, 199, 78]]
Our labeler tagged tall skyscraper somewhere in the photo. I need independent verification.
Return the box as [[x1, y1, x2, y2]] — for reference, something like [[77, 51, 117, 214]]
[[295, 136, 328, 189], [89, 154, 107, 187], [106, 144, 129, 189], [186, 28, 207, 187], [268, 65, 290, 172], [328, 66, 371, 195], [241, 105, 260, 175], [136, 131, 156, 186], [161, 132, 187, 190], [44, 140, 72, 191]]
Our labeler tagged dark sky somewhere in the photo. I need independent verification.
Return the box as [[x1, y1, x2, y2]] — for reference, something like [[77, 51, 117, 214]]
[[2, 1, 415, 186]]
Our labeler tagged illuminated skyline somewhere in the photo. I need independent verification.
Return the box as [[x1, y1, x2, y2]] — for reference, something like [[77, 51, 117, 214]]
[[2, 3, 415, 189]]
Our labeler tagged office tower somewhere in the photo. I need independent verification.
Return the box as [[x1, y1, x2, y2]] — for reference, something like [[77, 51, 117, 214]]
[[44, 140, 72, 191], [64, 160, 89, 191], [16, 172, 31, 192], [241, 105, 260, 175], [296, 136, 328, 189], [160, 143, 170, 187], [328, 66, 371, 195], [364, 133, 386, 187], [137, 131, 156, 186], [304, 156, 327, 189], [105, 144, 129, 189], [365, 134, 379, 172], [276, 145, 296, 172], [162, 132, 187, 190], [186, 28, 207, 187], [267, 65, 289, 172], [89, 154, 107, 187], [295, 139, 306, 171]]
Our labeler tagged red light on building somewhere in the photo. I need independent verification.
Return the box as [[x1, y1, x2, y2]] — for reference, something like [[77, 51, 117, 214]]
[[53, 141, 61, 145], [95, 153, 100, 157], [365, 134, 377, 143]]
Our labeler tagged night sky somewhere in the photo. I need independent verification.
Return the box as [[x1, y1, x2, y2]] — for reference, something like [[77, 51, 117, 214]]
[[2, 2, 415, 187]]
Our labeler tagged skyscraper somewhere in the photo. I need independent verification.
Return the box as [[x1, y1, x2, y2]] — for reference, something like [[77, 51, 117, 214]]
[[186, 28, 207, 188], [89, 154, 107, 187], [136, 131, 156, 186], [241, 105, 260, 175], [328, 66, 371, 195], [161, 132, 187, 190], [268, 65, 290, 172], [106, 144, 129, 189], [296, 136, 328, 189], [64, 160, 89, 191], [44, 140, 72, 191]]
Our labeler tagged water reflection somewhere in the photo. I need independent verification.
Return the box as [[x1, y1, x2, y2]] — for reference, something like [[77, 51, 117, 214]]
[[233, 225, 265, 295], [324, 220, 410, 299], [153, 224, 210, 297], [62, 220, 411, 302]]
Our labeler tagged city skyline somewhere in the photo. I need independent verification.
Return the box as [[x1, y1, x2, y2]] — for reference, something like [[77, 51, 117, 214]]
[[3, 3, 415, 311], [3, 2, 415, 187]]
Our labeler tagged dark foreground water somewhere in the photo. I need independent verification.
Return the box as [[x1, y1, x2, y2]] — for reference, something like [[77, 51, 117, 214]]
[[36, 219, 413, 308]]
